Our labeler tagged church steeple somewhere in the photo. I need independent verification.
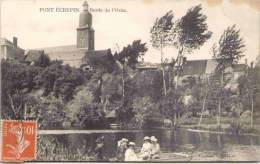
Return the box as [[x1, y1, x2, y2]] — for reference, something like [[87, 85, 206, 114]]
[[77, 1, 95, 50], [82, 1, 89, 11]]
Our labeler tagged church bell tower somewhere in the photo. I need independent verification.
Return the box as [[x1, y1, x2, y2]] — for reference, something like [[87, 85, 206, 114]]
[[77, 1, 95, 50]]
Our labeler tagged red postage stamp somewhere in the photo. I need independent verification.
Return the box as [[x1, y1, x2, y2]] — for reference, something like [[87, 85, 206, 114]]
[[1, 120, 37, 162]]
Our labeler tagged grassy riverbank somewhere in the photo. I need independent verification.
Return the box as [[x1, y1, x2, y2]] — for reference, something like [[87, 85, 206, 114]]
[[178, 116, 260, 136]]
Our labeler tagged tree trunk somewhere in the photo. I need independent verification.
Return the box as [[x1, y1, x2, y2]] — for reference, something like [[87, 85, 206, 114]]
[[122, 62, 125, 104], [217, 71, 224, 127], [217, 97, 221, 127], [8, 93, 18, 119], [175, 47, 183, 90], [162, 68, 167, 96], [198, 92, 208, 126], [175, 73, 179, 90], [103, 96, 108, 113], [168, 71, 171, 92], [160, 38, 167, 96], [173, 112, 177, 127], [250, 93, 254, 128]]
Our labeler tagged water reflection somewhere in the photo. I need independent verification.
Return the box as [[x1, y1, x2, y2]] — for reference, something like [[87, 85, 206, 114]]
[[38, 129, 260, 161]]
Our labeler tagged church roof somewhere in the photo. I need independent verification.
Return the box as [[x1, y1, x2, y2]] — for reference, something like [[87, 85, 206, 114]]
[[41, 45, 87, 59], [37, 45, 87, 67]]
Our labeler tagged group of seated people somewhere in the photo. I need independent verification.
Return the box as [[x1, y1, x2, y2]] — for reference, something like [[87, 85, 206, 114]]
[[116, 136, 161, 161]]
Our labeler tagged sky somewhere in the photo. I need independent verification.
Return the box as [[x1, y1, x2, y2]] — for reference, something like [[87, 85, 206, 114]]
[[1, 0, 260, 63]]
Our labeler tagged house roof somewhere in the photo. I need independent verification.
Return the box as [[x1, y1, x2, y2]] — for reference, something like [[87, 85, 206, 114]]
[[0, 37, 13, 46], [82, 49, 115, 71], [182, 60, 208, 75], [136, 62, 160, 70], [0, 37, 24, 50], [232, 64, 247, 72], [205, 59, 218, 74], [24, 50, 45, 62]]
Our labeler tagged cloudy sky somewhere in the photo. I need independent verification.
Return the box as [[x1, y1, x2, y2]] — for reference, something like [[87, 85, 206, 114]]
[[1, 0, 260, 63]]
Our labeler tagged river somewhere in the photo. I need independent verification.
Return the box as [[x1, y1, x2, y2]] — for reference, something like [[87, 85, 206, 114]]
[[37, 128, 260, 161]]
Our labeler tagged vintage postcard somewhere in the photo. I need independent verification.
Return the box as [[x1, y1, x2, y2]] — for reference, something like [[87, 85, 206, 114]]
[[0, 0, 260, 162]]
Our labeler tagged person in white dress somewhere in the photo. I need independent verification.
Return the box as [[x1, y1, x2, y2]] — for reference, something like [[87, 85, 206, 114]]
[[138, 136, 152, 160], [116, 138, 128, 161], [124, 142, 141, 161]]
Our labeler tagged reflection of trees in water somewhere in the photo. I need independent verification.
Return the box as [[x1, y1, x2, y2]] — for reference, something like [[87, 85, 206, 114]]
[[161, 130, 172, 152], [250, 136, 254, 146], [216, 134, 228, 158], [37, 131, 260, 161]]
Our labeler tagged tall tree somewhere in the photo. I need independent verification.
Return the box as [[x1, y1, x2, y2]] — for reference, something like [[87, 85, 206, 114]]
[[174, 5, 212, 89], [212, 25, 245, 127], [114, 40, 147, 70], [150, 11, 175, 96], [238, 66, 260, 128], [114, 40, 147, 105]]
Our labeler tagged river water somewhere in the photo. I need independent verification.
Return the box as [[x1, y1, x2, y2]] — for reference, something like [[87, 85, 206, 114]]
[[37, 128, 260, 161]]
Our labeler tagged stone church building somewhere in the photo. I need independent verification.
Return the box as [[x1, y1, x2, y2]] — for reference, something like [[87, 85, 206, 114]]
[[38, 1, 112, 68]]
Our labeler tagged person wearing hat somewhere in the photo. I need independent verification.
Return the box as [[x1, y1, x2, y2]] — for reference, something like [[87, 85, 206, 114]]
[[138, 136, 152, 160], [116, 138, 129, 161], [125, 142, 140, 161], [150, 136, 161, 159]]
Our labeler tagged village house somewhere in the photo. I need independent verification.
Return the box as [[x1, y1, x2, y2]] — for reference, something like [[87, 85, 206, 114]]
[[24, 50, 45, 65], [0, 37, 24, 61], [137, 58, 248, 90]]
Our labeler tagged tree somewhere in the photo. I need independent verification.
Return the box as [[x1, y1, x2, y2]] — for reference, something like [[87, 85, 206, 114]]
[[67, 86, 105, 128], [114, 40, 147, 106], [114, 40, 147, 70], [160, 89, 185, 126], [213, 25, 245, 127], [35, 54, 51, 67], [238, 66, 260, 128], [150, 11, 175, 96], [131, 97, 155, 129], [150, 5, 211, 125], [174, 5, 212, 89], [133, 69, 164, 101], [35, 62, 85, 101], [1, 59, 39, 119]]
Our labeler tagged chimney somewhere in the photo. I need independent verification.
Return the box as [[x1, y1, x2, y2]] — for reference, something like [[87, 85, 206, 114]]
[[250, 62, 254, 68], [13, 37, 17, 48]]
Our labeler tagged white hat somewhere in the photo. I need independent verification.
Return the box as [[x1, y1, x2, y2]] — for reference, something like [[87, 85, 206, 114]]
[[151, 136, 158, 142], [128, 142, 135, 146], [121, 138, 129, 142], [143, 136, 150, 141]]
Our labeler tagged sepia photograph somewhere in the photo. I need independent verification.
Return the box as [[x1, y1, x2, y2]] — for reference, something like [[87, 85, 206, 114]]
[[0, 0, 260, 162]]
